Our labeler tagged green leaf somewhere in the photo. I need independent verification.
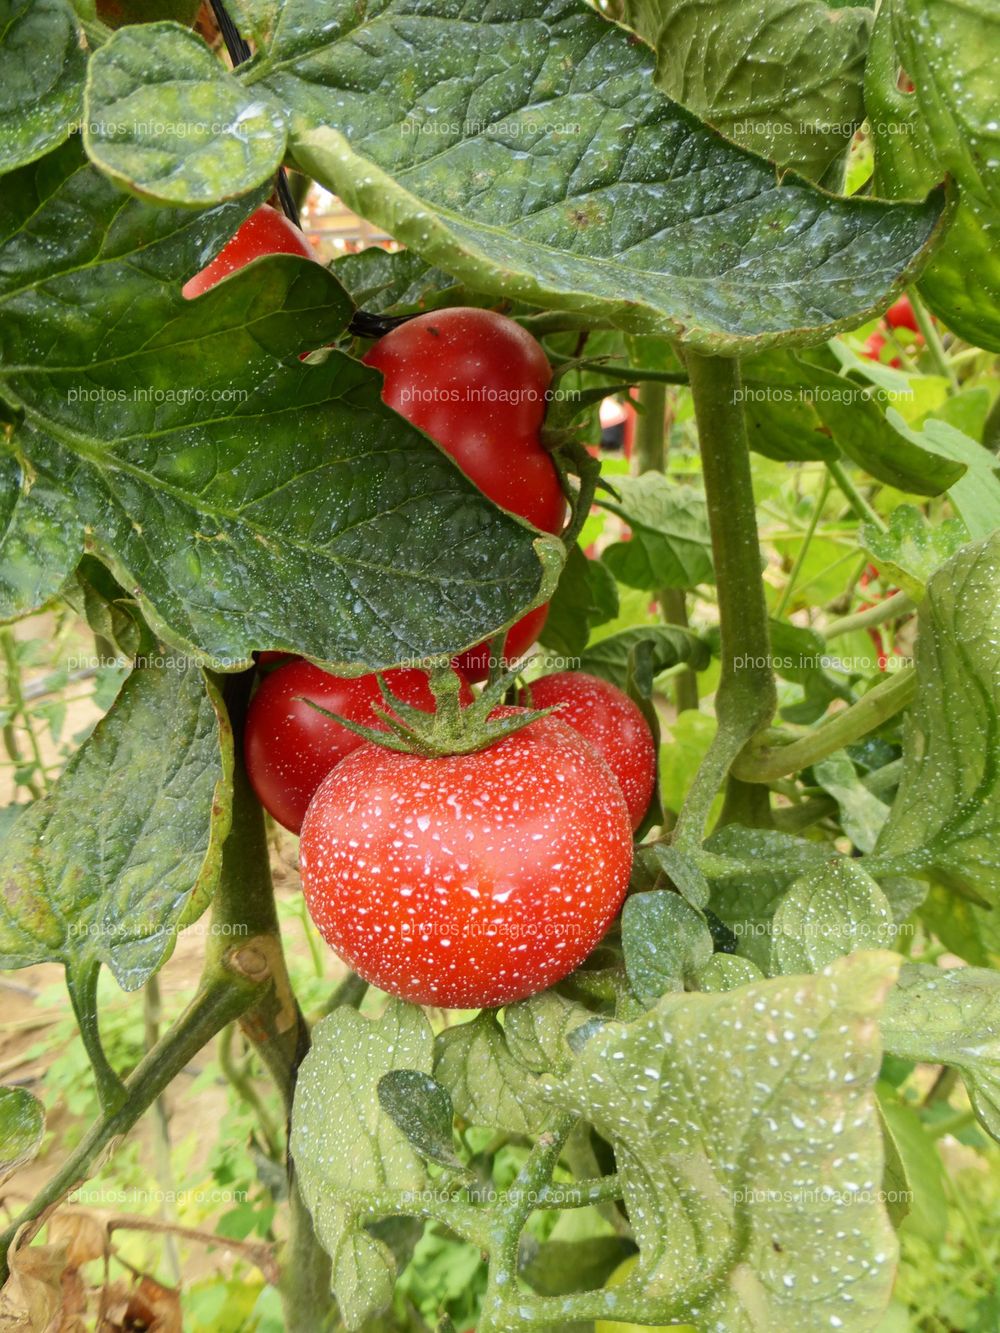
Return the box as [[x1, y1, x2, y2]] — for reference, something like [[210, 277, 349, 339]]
[[873, 532, 1000, 957], [503, 991, 594, 1078], [377, 1070, 462, 1171], [866, 0, 1000, 350], [690, 952, 764, 992], [860, 504, 970, 602], [771, 859, 896, 974], [883, 414, 1000, 541], [881, 963, 1000, 1144], [0, 1085, 45, 1185], [84, 22, 287, 205], [0, 453, 82, 622], [331, 248, 459, 315], [578, 625, 709, 692], [291, 1002, 434, 1329], [433, 1012, 552, 1135], [622, 891, 714, 1003], [0, 0, 86, 174], [0, 142, 556, 669], [641, 843, 711, 910], [812, 750, 891, 853], [544, 951, 901, 1329], [598, 476, 714, 591], [701, 826, 832, 970], [521, 1236, 637, 1298], [623, 0, 871, 182], [0, 663, 230, 989], [876, 1095, 947, 1245], [255, 0, 950, 351], [539, 543, 619, 660]]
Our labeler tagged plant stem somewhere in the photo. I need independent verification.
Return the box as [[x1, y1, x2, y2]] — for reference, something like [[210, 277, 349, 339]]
[[672, 354, 776, 847], [908, 287, 958, 390], [634, 382, 700, 715], [65, 960, 127, 1114], [1, 628, 48, 796], [775, 472, 831, 618], [732, 666, 916, 783], [824, 589, 914, 640], [218, 1024, 283, 1160], [145, 974, 181, 1284], [827, 458, 887, 532], [479, 1113, 577, 1333]]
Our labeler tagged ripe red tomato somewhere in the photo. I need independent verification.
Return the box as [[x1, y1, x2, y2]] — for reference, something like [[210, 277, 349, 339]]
[[520, 672, 656, 830], [862, 331, 901, 368], [299, 708, 633, 1008], [244, 660, 472, 833], [884, 295, 920, 333], [363, 308, 565, 681], [182, 204, 316, 299]]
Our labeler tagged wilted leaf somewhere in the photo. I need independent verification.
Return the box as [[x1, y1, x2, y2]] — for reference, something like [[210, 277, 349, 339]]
[[0, 1085, 45, 1184]]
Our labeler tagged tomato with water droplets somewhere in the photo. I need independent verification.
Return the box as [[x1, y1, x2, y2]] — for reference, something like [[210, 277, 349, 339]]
[[363, 308, 565, 681], [299, 708, 633, 1008], [244, 660, 472, 834], [521, 671, 657, 830], [182, 204, 316, 299]]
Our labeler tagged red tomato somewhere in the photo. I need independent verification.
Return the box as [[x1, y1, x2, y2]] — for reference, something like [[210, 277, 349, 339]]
[[363, 309, 565, 681], [244, 660, 472, 833], [885, 295, 920, 333], [299, 708, 633, 1008], [862, 331, 901, 368], [182, 204, 316, 299], [520, 672, 656, 830]]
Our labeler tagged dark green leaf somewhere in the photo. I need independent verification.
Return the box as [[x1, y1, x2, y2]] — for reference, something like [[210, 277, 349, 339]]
[[84, 22, 287, 205], [0, 0, 86, 174], [256, 0, 948, 351], [0, 142, 557, 668], [377, 1070, 462, 1171], [623, 0, 871, 181], [0, 663, 230, 990], [622, 891, 713, 1002], [0, 453, 81, 622], [640, 843, 710, 910], [520, 1236, 636, 1297], [331, 248, 460, 315]]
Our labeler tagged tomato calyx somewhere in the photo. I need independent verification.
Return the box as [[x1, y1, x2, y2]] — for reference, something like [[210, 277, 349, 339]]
[[297, 659, 555, 758]]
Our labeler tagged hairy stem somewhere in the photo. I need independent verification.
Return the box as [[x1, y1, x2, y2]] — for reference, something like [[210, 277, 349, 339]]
[[673, 354, 776, 847], [825, 589, 914, 641], [733, 666, 916, 783], [65, 960, 127, 1115]]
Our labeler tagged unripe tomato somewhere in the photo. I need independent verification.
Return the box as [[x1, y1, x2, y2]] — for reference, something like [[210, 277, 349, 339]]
[[363, 309, 565, 681], [244, 660, 472, 833], [182, 204, 316, 299], [299, 709, 632, 1008], [521, 672, 656, 830]]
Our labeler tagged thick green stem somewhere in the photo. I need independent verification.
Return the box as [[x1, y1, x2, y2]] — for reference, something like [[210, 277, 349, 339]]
[[634, 383, 699, 714], [733, 665, 916, 783], [217, 672, 334, 1333], [672, 354, 776, 848]]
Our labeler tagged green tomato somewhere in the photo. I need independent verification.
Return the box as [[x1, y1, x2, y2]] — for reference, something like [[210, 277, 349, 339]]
[[594, 1256, 699, 1333]]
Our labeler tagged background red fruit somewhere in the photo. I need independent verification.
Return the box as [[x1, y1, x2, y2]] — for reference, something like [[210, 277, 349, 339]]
[[299, 710, 633, 1008], [244, 661, 472, 833], [182, 204, 316, 299], [453, 604, 549, 682], [521, 671, 656, 830], [885, 295, 920, 333]]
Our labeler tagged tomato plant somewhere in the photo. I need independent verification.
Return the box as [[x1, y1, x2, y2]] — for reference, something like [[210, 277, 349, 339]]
[[2, 0, 999, 1330]]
